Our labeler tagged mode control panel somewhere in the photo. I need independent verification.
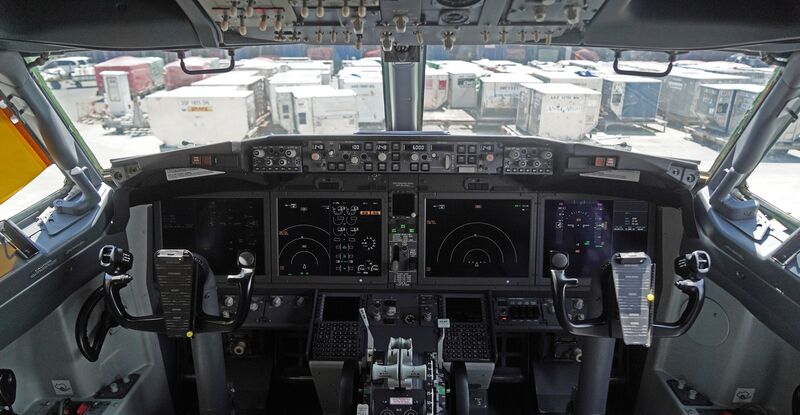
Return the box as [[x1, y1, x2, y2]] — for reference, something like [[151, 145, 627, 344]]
[[503, 146, 554, 175], [251, 145, 302, 173], [302, 141, 504, 174]]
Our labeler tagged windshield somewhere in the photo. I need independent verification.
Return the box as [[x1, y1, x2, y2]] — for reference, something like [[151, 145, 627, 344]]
[[44, 45, 781, 175]]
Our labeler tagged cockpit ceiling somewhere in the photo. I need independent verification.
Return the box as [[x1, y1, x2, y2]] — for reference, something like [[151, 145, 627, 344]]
[[1, 0, 800, 53]]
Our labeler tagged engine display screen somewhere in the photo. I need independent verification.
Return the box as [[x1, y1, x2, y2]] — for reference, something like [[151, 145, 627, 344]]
[[542, 199, 649, 278], [277, 198, 382, 277], [160, 198, 265, 275], [424, 199, 532, 278]]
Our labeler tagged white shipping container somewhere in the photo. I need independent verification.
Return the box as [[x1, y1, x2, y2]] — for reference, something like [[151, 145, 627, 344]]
[[424, 68, 449, 110], [145, 86, 256, 146], [274, 85, 339, 132], [292, 89, 359, 135], [338, 74, 385, 125], [101, 71, 132, 117], [192, 71, 268, 117], [286, 61, 333, 75], [267, 72, 324, 123], [516, 83, 601, 140], [476, 73, 541, 118], [444, 65, 490, 109], [527, 67, 603, 92], [236, 59, 288, 78]]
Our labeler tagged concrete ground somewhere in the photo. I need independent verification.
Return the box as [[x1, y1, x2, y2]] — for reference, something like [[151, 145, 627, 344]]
[[1, 85, 797, 220]]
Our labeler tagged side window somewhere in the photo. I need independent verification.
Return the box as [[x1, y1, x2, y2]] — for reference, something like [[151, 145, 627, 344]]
[[745, 118, 800, 220], [0, 96, 66, 221]]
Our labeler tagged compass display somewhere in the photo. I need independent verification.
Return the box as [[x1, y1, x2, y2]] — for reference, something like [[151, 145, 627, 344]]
[[543, 199, 649, 278], [424, 199, 532, 278], [277, 198, 382, 277]]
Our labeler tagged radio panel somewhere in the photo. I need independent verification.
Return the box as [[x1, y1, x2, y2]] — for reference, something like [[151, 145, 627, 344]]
[[251, 144, 302, 173], [503, 146, 554, 175]]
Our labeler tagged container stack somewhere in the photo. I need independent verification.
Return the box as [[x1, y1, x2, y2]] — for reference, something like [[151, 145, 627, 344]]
[[658, 70, 748, 124], [424, 67, 449, 110], [290, 88, 359, 135], [94, 56, 161, 95], [476, 73, 541, 119], [695, 83, 764, 135], [337, 72, 385, 127], [267, 71, 326, 124]]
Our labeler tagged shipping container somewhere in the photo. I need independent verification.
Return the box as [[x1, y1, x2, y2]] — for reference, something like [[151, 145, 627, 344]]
[[145, 86, 256, 146], [472, 59, 520, 71], [285, 61, 334, 76], [267, 71, 325, 123], [94, 56, 155, 95], [101, 71, 132, 117], [526, 67, 603, 92], [442, 64, 490, 109], [600, 75, 663, 121], [337, 74, 385, 126], [424, 67, 449, 110], [342, 59, 382, 68], [515, 83, 601, 140], [476, 73, 541, 118], [236, 58, 288, 78], [138, 57, 165, 88], [696, 83, 764, 135], [659, 71, 748, 123], [684, 61, 774, 85], [274, 85, 338, 132], [193, 71, 269, 117], [164, 57, 221, 90], [291, 89, 359, 135]]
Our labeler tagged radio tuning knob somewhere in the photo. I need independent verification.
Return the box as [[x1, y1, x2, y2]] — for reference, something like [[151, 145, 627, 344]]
[[285, 149, 297, 158], [253, 149, 266, 158]]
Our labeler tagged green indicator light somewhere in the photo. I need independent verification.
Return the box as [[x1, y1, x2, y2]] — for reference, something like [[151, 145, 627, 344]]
[[400, 224, 406, 229], [409, 228, 415, 233]]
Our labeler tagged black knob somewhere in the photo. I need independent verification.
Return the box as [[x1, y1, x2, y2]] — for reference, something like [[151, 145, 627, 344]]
[[98, 245, 133, 275], [238, 251, 256, 268], [0, 369, 16, 408], [550, 252, 569, 271]]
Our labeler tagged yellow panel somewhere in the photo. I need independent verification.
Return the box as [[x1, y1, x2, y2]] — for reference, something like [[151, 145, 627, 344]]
[[0, 107, 51, 204]]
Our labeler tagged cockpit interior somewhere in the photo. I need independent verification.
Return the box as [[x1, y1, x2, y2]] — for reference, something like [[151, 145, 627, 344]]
[[0, 1, 799, 415]]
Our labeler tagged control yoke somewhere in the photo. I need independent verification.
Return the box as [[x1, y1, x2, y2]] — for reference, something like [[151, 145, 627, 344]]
[[550, 250, 708, 345], [99, 246, 255, 337]]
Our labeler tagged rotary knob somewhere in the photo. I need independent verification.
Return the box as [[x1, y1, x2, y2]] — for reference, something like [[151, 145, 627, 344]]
[[377, 152, 388, 162], [542, 150, 553, 160], [271, 296, 283, 307], [351, 155, 360, 165], [224, 296, 235, 307], [285, 149, 297, 158], [311, 152, 321, 161], [253, 149, 266, 158], [410, 153, 420, 162]]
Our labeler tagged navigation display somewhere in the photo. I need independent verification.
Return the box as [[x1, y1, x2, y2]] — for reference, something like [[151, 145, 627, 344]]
[[277, 198, 382, 277], [160, 198, 265, 275], [542, 199, 649, 278], [424, 198, 532, 278]]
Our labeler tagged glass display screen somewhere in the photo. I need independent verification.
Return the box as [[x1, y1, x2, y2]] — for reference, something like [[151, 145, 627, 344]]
[[160, 198, 265, 275], [542, 199, 649, 278], [277, 198, 382, 277], [424, 198, 532, 278], [322, 297, 361, 321]]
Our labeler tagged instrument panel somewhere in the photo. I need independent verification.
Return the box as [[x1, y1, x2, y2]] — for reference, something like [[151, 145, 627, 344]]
[[156, 193, 652, 288]]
